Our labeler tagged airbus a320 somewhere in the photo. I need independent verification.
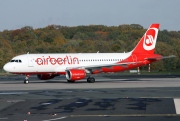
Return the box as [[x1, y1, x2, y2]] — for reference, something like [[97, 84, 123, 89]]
[[3, 23, 175, 84]]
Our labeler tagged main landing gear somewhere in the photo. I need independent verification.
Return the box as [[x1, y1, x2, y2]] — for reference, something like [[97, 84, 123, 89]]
[[87, 77, 95, 83], [67, 80, 75, 83], [24, 75, 29, 84], [67, 77, 95, 83]]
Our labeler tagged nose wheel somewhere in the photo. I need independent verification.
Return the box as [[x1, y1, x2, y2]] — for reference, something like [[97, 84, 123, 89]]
[[24, 75, 29, 84], [24, 79, 29, 84]]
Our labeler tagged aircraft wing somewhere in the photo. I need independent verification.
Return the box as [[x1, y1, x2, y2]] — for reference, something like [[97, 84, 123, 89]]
[[66, 61, 137, 70]]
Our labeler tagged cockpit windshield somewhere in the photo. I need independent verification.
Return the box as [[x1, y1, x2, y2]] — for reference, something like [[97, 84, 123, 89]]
[[10, 59, 22, 63], [10, 60, 15, 62]]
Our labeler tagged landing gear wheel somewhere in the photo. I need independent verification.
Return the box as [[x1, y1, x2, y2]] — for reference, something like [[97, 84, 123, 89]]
[[24, 79, 29, 84], [24, 75, 29, 84], [87, 77, 90, 83], [87, 77, 95, 83], [67, 80, 75, 83]]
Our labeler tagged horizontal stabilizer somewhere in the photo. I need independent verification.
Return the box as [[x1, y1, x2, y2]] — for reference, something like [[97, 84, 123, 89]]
[[145, 55, 176, 60], [161, 55, 176, 59]]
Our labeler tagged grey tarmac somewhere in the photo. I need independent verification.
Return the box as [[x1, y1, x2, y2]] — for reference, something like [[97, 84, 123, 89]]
[[0, 74, 180, 121]]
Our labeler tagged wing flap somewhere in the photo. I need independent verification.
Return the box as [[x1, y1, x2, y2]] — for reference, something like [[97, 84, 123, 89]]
[[65, 62, 136, 70]]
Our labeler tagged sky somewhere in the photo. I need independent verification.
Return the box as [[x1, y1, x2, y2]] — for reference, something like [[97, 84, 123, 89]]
[[0, 0, 179, 31]]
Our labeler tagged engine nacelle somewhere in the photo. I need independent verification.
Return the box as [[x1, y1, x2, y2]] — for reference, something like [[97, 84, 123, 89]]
[[66, 69, 86, 81], [37, 74, 56, 80]]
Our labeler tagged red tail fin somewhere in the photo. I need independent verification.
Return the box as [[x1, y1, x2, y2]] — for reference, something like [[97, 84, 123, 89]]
[[132, 24, 160, 54]]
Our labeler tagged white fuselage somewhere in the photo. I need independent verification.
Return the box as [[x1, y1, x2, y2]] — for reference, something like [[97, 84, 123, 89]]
[[4, 53, 132, 74]]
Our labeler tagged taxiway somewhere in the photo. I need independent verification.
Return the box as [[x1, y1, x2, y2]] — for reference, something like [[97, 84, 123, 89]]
[[0, 74, 180, 121]]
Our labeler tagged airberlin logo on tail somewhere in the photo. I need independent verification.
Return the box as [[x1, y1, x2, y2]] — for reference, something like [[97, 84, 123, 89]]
[[143, 28, 158, 51]]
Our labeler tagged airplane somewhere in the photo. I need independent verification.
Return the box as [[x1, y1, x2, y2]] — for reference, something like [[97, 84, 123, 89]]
[[3, 23, 175, 84]]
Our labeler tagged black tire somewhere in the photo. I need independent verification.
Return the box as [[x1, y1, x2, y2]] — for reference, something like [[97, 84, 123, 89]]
[[67, 80, 75, 83], [24, 80, 29, 84], [87, 77, 91, 83], [88, 77, 95, 83]]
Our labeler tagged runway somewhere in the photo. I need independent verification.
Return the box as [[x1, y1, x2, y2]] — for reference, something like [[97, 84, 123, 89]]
[[0, 74, 180, 90], [0, 74, 180, 121]]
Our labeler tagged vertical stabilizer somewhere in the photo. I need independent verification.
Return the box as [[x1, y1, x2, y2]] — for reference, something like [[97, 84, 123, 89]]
[[132, 24, 160, 54]]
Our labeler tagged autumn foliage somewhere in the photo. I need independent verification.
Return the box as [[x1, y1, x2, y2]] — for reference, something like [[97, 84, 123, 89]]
[[0, 24, 179, 71]]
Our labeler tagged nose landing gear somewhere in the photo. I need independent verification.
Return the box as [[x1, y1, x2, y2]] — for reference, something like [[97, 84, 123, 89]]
[[24, 75, 29, 84]]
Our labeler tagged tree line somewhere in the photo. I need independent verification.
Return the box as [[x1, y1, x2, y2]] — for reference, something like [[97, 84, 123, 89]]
[[0, 24, 179, 71]]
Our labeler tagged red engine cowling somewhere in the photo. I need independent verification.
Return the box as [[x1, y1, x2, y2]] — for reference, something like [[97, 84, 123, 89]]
[[66, 69, 86, 81], [37, 74, 56, 80]]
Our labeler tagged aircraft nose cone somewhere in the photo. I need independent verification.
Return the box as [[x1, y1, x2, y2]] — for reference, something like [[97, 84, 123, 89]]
[[3, 63, 11, 72]]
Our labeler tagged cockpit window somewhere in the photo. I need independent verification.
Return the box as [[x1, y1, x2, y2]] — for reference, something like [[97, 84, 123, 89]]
[[10, 59, 22, 63], [10, 60, 15, 62]]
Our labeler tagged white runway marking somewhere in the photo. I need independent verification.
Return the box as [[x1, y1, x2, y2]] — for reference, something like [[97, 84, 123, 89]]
[[174, 99, 180, 114], [0, 92, 28, 95], [0, 118, 8, 120], [42, 116, 67, 121]]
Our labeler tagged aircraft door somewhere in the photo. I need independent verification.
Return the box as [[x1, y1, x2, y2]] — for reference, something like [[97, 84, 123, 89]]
[[27, 56, 34, 67], [131, 54, 137, 65]]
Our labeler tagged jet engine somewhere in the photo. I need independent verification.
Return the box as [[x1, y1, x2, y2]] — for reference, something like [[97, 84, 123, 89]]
[[66, 69, 86, 81]]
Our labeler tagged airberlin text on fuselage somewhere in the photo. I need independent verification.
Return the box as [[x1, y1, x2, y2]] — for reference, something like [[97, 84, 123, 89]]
[[36, 56, 79, 65]]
